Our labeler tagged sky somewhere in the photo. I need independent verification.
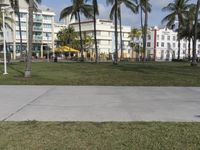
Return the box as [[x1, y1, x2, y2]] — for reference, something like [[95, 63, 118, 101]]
[[40, 0, 197, 27]]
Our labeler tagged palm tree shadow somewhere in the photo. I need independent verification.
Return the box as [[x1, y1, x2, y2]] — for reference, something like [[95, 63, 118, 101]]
[[9, 64, 24, 76]]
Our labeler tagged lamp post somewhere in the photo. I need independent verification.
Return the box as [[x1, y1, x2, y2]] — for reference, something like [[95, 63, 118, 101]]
[[0, 1, 10, 75]]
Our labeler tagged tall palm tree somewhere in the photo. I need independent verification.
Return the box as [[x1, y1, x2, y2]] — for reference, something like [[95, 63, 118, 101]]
[[9, 0, 23, 59], [24, 0, 41, 78], [109, 0, 137, 60], [162, 0, 191, 60], [60, 0, 93, 61], [107, 0, 119, 64], [191, 0, 200, 66], [136, 0, 151, 61], [179, 4, 196, 60], [86, 0, 99, 63]]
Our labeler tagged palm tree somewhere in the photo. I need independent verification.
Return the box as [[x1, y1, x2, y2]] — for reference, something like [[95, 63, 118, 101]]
[[60, 0, 93, 61], [9, 0, 23, 59], [191, 0, 200, 66], [86, 0, 99, 63], [129, 28, 142, 60], [136, 0, 151, 61], [109, 0, 137, 60], [179, 4, 196, 60], [24, 0, 41, 78], [162, 0, 191, 60], [107, 0, 118, 64], [57, 26, 77, 46]]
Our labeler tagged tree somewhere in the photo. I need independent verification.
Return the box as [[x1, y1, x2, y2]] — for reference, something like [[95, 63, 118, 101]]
[[24, 0, 42, 78], [109, 0, 137, 60], [136, 0, 151, 61], [60, 0, 93, 61], [86, 0, 99, 63], [129, 28, 142, 60], [191, 0, 200, 66], [9, 0, 23, 59], [162, 0, 191, 60], [57, 26, 77, 46], [179, 4, 196, 60], [107, 0, 118, 64]]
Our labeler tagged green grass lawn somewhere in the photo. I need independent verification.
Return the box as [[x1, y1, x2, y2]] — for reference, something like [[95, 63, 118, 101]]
[[0, 62, 200, 86], [0, 121, 200, 149]]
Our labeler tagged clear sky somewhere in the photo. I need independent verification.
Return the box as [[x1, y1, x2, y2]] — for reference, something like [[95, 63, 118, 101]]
[[41, 0, 197, 27]]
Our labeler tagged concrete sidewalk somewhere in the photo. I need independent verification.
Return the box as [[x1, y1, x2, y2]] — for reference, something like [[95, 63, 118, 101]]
[[0, 86, 200, 122]]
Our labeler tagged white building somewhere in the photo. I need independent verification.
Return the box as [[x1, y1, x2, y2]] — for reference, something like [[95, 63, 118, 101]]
[[70, 19, 131, 58], [132, 26, 200, 61], [0, 0, 56, 59]]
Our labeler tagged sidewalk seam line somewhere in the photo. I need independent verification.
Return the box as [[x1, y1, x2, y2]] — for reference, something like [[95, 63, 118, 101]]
[[2, 86, 56, 121]]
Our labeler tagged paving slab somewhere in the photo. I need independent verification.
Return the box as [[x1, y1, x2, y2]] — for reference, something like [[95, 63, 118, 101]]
[[0, 86, 200, 122]]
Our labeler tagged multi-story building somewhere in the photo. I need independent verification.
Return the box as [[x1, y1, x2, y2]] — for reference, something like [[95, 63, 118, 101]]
[[132, 26, 200, 61], [0, 0, 55, 59], [70, 19, 131, 58]]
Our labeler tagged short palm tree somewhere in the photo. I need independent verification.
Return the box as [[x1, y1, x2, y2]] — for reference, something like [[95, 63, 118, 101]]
[[136, 0, 151, 61], [60, 0, 93, 61], [109, 0, 137, 60], [24, 0, 42, 78], [129, 28, 142, 60], [191, 0, 200, 66], [162, 0, 191, 60]]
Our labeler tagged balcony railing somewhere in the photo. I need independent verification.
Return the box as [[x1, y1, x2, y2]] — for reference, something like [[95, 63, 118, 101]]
[[34, 17, 43, 22], [33, 26, 43, 31]]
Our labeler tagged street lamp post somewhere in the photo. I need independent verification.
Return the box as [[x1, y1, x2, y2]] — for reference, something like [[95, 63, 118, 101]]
[[0, 1, 10, 75]]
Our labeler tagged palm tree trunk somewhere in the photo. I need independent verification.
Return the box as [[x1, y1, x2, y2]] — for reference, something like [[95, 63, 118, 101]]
[[78, 11, 84, 61], [119, 7, 123, 60], [191, 0, 200, 66], [114, 0, 118, 64], [177, 22, 181, 60], [93, 10, 98, 63], [15, 6, 23, 60], [188, 37, 191, 60], [140, 6, 143, 30], [143, 2, 148, 61], [24, 0, 34, 78]]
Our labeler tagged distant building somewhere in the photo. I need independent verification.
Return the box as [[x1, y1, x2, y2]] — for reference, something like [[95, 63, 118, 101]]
[[0, 0, 56, 59], [131, 26, 200, 61], [70, 19, 132, 58]]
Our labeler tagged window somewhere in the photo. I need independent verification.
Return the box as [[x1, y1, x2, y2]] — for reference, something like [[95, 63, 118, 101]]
[[43, 24, 52, 28], [167, 36, 170, 41], [173, 36, 176, 41], [161, 42, 164, 47], [162, 35, 165, 40], [183, 43, 186, 48], [148, 35, 151, 40], [147, 42, 151, 47], [43, 15, 52, 20], [157, 35, 159, 40], [173, 43, 176, 48], [157, 42, 159, 47]]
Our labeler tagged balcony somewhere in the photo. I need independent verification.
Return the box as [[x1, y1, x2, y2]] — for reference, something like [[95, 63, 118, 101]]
[[34, 17, 43, 22], [33, 26, 43, 32], [33, 36, 43, 43]]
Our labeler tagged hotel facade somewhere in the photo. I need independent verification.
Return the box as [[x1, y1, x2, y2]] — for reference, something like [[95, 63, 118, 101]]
[[132, 27, 200, 61], [0, 0, 55, 59]]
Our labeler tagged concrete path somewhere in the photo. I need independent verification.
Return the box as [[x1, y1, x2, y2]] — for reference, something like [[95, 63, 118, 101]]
[[0, 86, 200, 122]]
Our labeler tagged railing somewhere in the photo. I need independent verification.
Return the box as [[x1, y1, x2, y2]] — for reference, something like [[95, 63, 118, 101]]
[[33, 26, 43, 31]]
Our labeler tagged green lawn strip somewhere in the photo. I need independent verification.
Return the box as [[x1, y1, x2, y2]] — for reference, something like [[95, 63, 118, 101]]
[[0, 121, 200, 149], [0, 62, 200, 86]]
